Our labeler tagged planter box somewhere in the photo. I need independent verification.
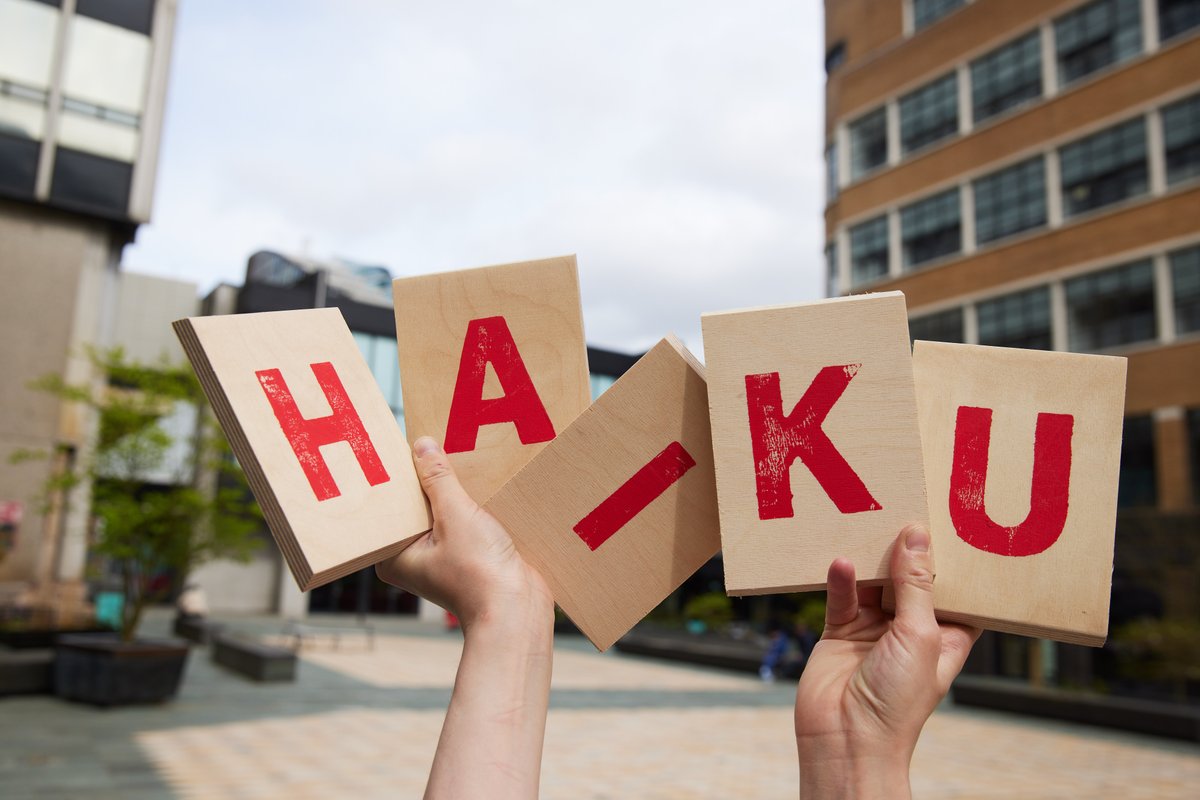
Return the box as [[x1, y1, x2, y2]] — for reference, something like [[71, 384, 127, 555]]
[[54, 634, 190, 707], [0, 648, 54, 696], [0, 626, 113, 650]]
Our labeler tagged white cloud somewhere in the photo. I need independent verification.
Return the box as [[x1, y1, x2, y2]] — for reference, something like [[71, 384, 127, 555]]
[[124, 0, 827, 356]]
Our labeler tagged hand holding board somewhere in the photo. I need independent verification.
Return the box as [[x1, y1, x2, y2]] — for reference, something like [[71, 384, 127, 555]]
[[174, 309, 432, 590], [702, 292, 929, 594], [393, 256, 590, 503], [484, 336, 720, 651], [910, 341, 1127, 645]]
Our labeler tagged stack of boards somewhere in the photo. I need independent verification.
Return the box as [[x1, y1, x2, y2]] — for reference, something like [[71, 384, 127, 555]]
[[175, 255, 1127, 651]]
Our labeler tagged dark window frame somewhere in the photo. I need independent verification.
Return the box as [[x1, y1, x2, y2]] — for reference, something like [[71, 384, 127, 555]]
[[1065, 259, 1158, 351], [901, 187, 961, 269], [1059, 117, 1148, 217], [849, 215, 890, 287], [977, 286, 1053, 350], [974, 156, 1048, 245], [971, 31, 1043, 123]]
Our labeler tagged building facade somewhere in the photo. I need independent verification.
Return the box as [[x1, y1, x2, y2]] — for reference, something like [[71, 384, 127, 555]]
[[824, 0, 1200, 684], [0, 0, 176, 615]]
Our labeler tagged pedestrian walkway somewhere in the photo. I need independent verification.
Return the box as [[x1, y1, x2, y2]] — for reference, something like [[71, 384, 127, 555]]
[[2, 613, 1197, 798]]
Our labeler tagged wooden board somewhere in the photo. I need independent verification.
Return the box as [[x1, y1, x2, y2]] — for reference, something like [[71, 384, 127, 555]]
[[910, 341, 1127, 645], [174, 309, 432, 591], [484, 336, 721, 651], [701, 292, 929, 595], [393, 255, 590, 503]]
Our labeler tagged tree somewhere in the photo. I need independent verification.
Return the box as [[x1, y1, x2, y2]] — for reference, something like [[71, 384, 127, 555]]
[[16, 348, 262, 641]]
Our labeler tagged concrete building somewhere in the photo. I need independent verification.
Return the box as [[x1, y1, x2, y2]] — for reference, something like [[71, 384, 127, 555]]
[[824, 0, 1200, 682], [0, 0, 177, 616]]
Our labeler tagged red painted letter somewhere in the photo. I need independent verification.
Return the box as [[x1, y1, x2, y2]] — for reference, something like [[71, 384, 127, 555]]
[[572, 441, 697, 551], [444, 316, 556, 454], [256, 362, 390, 502], [745, 366, 881, 520], [949, 406, 1073, 557]]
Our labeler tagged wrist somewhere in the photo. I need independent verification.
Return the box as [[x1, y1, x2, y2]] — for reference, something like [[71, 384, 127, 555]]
[[797, 737, 911, 800], [462, 589, 555, 643]]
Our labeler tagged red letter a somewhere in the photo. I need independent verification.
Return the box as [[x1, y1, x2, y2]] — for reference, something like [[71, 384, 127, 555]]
[[256, 362, 390, 502], [444, 316, 556, 454], [949, 406, 1073, 557], [745, 365, 881, 520]]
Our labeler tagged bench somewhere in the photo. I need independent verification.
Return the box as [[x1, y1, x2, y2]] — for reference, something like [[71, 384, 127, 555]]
[[281, 620, 374, 652], [210, 634, 296, 682]]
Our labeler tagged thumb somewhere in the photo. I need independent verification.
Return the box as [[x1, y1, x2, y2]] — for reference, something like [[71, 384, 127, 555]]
[[411, 436, 478, 523], [890, 524, 938, 638]]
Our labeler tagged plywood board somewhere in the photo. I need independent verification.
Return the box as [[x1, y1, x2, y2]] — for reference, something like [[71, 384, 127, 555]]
[[174, 309, 432, 591], [484, 336, 721, 651], [701, 292, 929, 595], [393, 256, 590, 503], [911, 341, 1127, 645]]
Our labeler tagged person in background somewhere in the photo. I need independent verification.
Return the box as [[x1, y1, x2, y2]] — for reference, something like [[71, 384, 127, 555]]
[[377, 437, 980, 799]]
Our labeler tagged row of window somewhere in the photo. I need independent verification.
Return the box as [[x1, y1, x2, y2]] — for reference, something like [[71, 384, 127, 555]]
[[832, 0, 1200, 192], [831, 92, 1200, 287], [1118, 407, 1200, 508], [899, 244, 1200, 355]]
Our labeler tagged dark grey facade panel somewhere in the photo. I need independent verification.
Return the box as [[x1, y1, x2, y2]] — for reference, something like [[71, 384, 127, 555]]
[[0, 134, 40, 200], [48, 146, 132, 220], [75, 0, 154, 35]]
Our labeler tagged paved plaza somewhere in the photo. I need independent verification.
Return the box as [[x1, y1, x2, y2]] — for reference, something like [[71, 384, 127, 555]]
[[2, 613, 1198, 799]]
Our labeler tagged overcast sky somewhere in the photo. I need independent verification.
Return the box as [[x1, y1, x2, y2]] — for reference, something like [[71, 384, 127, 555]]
[[124, 0, 827, 356]]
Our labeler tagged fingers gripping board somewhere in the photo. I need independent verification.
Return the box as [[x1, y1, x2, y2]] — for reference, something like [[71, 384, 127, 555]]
[[484, 336, 721, 651], [174, 309, 432, 591], [393, 256, 591, 504], [701, 292, 930, 595], [910, 341, 1127, 646]]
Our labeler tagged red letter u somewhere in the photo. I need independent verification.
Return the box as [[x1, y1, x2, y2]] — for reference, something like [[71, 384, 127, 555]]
[[949, 406, 1073, 557]]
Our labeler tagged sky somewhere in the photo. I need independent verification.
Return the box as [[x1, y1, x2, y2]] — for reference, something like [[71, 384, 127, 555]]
[[124, 0, 828, 357]]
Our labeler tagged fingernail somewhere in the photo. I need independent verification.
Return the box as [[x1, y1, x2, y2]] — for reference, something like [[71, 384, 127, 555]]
[[905, 525, 930, 553], [413, 436, 441, 457]]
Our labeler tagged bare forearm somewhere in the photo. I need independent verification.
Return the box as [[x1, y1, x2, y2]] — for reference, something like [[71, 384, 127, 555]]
[[425, 600, 555, 800]]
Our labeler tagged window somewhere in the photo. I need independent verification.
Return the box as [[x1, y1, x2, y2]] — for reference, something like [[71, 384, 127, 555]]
[[909, 307, 963, 343], [1117, 415, 1157, 507], [1059, 118, 1148, 217], [1162, 93, 1200, 186], [1065, 259, 1157, 350], [900, 73, 958, 154], [353, 332, 404, 425], [849, 108, 887, 179], [825, 142, 839, 203], [825, 40, 846, 74], [1159, 0, 1200, 42], [901, 188, 961, 269], [971, 32, 1042, 124], [825, 242, 839, 298], [0, 0, 59, 142], [1189, 408, 1200, 503], [1055, 0, 1142, 86], [974, 157, 1047, 245], [1171, 245, 1200, 334], [589, 374, 616, 400], [977, 286, 1053, 349], [912, 0, 966, 31], [849, 215, 889, 286]]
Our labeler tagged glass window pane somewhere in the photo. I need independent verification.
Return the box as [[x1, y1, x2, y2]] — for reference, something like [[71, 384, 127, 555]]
[[977, 286, 1053, 349], [973, 156, 1047, 245], [901, 187, 961, 269], [48, 146, 131, 218], [1171, 245, 1200, 335], [913, 0, 966, 30], [1065, 259, 1157, 350], [56, 109, 138, 161], [900, 72, 958, 154], [849, 215, 889, 286], [1055, 0, 1142, 86], [62, 14, 150, 115], [1059, 118, 1147, 217], [849, 107, 887, 179], [1162, 93, 1200, 186], [371, 336, 401, 414], [589, 374, 616, 400], [1118, 415, 1157, 507], [971, 31, 1042, 123], [909, 307, 963, 343], [1159, 0, 1200, 41], [825, 142, 839, 202], [825, 242, 839, 298]]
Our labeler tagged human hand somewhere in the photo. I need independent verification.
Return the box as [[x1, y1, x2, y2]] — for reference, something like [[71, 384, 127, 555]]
[[375, 436, 553, 633], [794, 524, 981, 799]]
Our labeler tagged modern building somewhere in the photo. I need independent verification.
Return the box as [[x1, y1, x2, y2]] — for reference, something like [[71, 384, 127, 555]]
[[0, 0, 177, 618], [824, 0, 1200, 685], [194, 250, 642, 618]]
